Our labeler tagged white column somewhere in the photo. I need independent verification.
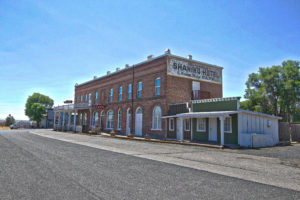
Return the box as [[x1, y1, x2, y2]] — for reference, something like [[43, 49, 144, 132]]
[[180, 117, 184, 142], [53, 112, 56, 129], [191, 118, 193, 141], [62, 112, 65, 130], [73, 110, 77, 132], [219, 116, 224, 146], [68, 112, 71, 131]]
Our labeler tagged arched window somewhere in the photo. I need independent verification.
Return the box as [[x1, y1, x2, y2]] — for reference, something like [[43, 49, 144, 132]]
[[100, 111, 105, 128], [93, 112, 98, 126], [107, 110, 114, 129], [152, 106, 162, 130], [117, 109, 122, 130]]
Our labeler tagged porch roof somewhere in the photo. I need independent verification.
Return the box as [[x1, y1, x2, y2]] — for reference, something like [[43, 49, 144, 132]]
[[162, 111, 238, 118]]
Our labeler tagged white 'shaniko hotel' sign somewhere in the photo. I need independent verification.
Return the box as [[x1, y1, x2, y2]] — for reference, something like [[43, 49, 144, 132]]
[[168, 58, 222, 84]]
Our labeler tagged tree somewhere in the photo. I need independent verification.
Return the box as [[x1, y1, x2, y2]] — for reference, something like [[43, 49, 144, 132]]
[[25, 93, 54, 127], [5, 114, 15, 126], [242, 60, 300, 122]]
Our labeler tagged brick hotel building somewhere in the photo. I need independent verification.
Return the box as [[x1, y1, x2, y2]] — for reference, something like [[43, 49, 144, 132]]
[[54, 49, 223, 139]]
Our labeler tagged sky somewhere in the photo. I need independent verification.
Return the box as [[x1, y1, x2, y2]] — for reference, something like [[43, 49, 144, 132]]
[[0, 0, 299, 120]]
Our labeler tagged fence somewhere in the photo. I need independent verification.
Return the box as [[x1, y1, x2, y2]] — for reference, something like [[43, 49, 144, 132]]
[[279, 122, 300, 142]]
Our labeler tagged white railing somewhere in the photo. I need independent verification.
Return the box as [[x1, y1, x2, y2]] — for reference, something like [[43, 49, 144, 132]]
[[54, 104, 74, 111]]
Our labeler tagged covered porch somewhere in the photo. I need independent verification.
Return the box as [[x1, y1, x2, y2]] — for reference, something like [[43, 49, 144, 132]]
[[53, 103, 92, 133], [163, 111, 238, 146]]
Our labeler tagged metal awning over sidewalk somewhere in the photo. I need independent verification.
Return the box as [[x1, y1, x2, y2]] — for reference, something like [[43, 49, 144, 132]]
[[162, 111, 238, 118]]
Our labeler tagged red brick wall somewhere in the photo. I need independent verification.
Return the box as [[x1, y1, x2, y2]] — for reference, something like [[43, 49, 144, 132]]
[[74, 55, 223, 138]]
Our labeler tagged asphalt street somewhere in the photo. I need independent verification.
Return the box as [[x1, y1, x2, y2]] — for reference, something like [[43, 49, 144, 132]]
[[0, 130, 299, 200]]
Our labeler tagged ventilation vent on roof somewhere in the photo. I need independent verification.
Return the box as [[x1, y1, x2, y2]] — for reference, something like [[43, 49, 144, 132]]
[[107, 71, 111, 75], [147, 55, 154, 60], [116, 67, 120, 71], [187, 55, 192, 60], [125, 64, 130, 68], [165, 48, 171, 54]]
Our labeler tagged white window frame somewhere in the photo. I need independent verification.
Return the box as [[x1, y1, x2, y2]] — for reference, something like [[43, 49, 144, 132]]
[[109, 88, 113, 103], [95, 92, 98, 104], [196, 118, 206, 132], [117, 109, 122, 130], [106, 110, 114, 129], [184, 118, 190, 131], [119, 86, 122, 102], [169, 118, 174, 131], [155, 77, 161, 96], [152, 106, 162, 130], [128, 84, 132, 99], [183, 118, 191, 131], [137, 82, 142, 98], [224, 117, 232, 133]]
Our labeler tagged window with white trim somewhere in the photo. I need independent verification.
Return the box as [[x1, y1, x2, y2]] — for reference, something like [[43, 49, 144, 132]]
[[76, 96, 79, 103], [119, 86, 122, 102], [197, 118, 206, 132], [107, 110, 114, 129], [155, 78, 161, 96], [184, 119, 190, 131], [137, 82, 142, 98], [224, 117, 232, 133], [128, 84, 132, 99], [169, 118, 174, 131], [109, 88, 113, 103], [85, 94, 88, 103], [117, 109, 122, 130], [152, 106, 162, 130], [83, 113, 87, 125], [100, 111, 105, 128], [93, 112, 98, 126], [95, 92, 98, 104]]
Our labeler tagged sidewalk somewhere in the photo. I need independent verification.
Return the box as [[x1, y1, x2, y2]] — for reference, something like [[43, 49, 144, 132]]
[[59, 130, 223, 149]]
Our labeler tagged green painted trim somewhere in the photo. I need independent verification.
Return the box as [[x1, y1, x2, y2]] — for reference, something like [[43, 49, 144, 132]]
[[193, 100, 238, 112]]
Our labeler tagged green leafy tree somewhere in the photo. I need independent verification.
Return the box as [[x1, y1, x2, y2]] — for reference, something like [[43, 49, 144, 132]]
[[25, 93, 54, 127], [5, 114, 15, 126], [242, 60, 300, 122]]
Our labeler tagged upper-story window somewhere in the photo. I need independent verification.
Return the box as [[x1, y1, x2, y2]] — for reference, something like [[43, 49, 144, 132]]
[[76, 96, 79, 103], [137, 82, 142, 98], [128, 84, 132, 99], [109, 88, 113, 103], [88, 93, 92, 105], [80, 95, 83, 103], [95, 92, 98, 104], [155, 78, 161, 96], [119, 86, 122, 102], [85, 94, 88, 103]]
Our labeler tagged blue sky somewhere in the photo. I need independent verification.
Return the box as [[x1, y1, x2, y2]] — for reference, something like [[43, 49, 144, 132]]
[[0, 0, 299, 120]]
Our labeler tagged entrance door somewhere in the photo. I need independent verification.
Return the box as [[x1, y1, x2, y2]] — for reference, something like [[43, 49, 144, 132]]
[[209, 118, 217, 141], [126, 109, 131, 135], [135, 108, 142, 136]]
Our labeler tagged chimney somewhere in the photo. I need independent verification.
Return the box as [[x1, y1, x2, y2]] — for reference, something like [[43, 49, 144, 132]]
[[93, 76, 97, 79], [147, 55, 154, 60], [125, 64, 130, 68], [187, 55, 192, 60], [116, 67, 120, 71], [165, 48, 171, 54], [107, 71, 111, 75]]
